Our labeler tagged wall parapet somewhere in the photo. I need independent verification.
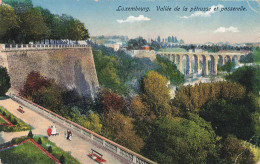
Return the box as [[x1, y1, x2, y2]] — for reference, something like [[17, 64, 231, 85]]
[[1, 44, 90, 52], [9, 93, 156, 164]]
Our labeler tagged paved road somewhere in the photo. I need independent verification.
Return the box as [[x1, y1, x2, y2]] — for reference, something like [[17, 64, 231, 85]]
[[0, 98, 131, 164]]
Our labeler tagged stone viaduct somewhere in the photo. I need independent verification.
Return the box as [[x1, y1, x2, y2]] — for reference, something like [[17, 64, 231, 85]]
[[157, 51, 250, 76]]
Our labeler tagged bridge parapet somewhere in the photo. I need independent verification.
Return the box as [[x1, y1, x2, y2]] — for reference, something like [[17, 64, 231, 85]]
[[0, 44, 90, 52], [9, 93, 156, 164]]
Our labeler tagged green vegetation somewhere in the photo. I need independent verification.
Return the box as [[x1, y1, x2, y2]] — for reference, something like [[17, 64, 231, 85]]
[[1, 0, 89, 43], [156, 55, 184, 86], [0, 66, 11, 96], [254, 47, 260, 65], [158, 48, 187, 52], [143, 116, 217, 164], [6, 135, 79, 164], [218, 61, 235, 73], [33, 136, 79, 164], [0, 106, 31, 132], [0, 116, 7, 123], [0, 142, 56, 164]]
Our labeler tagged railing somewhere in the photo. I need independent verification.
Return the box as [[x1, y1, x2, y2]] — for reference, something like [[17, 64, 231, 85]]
[[1, 44, 90, 51], [9, 94, 156, 164]]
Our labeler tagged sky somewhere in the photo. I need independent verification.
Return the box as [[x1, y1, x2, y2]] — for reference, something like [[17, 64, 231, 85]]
[[32, 0, 260, 44]]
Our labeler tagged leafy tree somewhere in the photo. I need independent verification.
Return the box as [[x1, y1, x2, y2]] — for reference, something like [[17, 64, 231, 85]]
[[19, 8, 48, 43], [102, 111, 144, 153], [93, 50, 126, 94], [20, 71, 53, 99], [219, 136, 255, 164], [172, 81, 246, 114], [0, 66, 11, 96], [200, 99, 254, 140], [156, 55, 184, 86], [127, 37, 147, 50], [219, 61, 235, 73], [143, 117, 217, 164], [141, 71, 172, 117], [98, 89, 125, 114], [240, 53, 254, 63], [226, 66, 260, 94], [28, 130, 33, 138], [3, 0, 33, 14], [0, 4, 18, 43]]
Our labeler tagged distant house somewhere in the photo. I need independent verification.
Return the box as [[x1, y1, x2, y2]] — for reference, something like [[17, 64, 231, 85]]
[[141, 45, 150, 50], [105, 44, 120, 51]]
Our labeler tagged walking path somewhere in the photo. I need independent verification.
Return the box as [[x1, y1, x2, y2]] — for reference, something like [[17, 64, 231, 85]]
[[0, 98, 131, 164]]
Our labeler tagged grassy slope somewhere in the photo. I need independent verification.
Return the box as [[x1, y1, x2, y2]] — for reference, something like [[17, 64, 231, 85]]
[[0, 142, 55, 164]]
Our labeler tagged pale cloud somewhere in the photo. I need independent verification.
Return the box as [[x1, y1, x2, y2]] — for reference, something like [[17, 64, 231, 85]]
[[214, 26, 240, 33], [117, 15, 151, 23], [180, 4, 224, 19]]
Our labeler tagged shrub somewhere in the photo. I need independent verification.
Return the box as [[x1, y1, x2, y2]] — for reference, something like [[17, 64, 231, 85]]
[[2, 111, 6, 116], [48, 146, 52, 153], [37, 138, 42, 145], [28, 130, 33, 138], [60, 155, 65, 164]]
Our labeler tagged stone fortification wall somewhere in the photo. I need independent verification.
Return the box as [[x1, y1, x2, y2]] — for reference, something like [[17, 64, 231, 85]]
[[0, 47, 99, 98]]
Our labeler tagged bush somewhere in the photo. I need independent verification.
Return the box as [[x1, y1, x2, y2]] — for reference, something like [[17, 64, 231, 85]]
[[2, 111, 6, 116], [28, 130, 33, 138], [48, 146, 52, 153], [37, 138, 42, 145], [60, 155, 65, 164], [12, 118, 18, 125]]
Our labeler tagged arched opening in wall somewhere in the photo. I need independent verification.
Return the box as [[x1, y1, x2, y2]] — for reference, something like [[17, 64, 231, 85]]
[[240, 55, 244, 63], [200, 55, 207, 76], [190, 55, 197, 75], [209, 55, 215, 75], [172, 54, 176, 64], [175, 54, 180, 68], [218, 55, 224, 68], [182, 54, 190, 75], [232, 55, 239, 67], [168, 54, 171, 61], [224, 56, 231, 64]]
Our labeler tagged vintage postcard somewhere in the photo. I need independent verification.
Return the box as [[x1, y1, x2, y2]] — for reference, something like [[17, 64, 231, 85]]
[[0, 0, 259, 163]]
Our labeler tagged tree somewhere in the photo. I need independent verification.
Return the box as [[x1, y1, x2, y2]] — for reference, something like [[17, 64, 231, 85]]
[[60, 155, 65, 164], [20, 71, 53, 99], [172, 81, 246, 115], [141, 71, 172, 117], [143, 117, 217, 164], [127, 37, 147, 50], [37, 137, 42, 145], [0, 4, 18, 43], [3, 0, 33, 14], [19, 8, 48, 43], [156, 55, 185, 86], [0, 66, 11, 96], [219, 61, 235, 73], [200, 99, 254, 140], [28, 130, 33, 138], [219, 136, 255, 164], [48, 146, 52, 153], [98, 89, 125, 114], [102, 111, 144, 153], [226, 66, 260, 94]]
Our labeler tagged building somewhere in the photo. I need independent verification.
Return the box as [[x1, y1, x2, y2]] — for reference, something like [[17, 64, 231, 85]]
[[104, 44, 120, 51], [141, 45, 150, 50]]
